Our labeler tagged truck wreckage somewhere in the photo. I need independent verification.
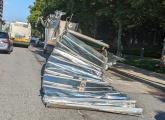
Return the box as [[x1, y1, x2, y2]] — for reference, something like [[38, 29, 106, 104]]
[[41, 11, 143, 115]]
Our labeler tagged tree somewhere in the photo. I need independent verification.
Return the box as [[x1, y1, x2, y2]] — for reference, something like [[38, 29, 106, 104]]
[[97, 0, 137, 56], [28, 0, 165, 61], [161, 39, 165, 67]]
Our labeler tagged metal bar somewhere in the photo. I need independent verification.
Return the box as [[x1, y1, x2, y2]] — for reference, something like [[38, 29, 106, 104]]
[[45, 101, 143, 115], [68, 30, 109, 48]]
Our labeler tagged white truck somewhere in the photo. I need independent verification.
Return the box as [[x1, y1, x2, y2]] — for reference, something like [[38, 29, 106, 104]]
[[9, 22, 31, 47]]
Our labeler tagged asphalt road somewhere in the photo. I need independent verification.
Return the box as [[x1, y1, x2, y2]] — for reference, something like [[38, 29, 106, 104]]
[[0, 47, 164, 120]]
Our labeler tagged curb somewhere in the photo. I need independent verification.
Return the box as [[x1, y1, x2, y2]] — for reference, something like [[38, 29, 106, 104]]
[[110, 68, 165, 92]]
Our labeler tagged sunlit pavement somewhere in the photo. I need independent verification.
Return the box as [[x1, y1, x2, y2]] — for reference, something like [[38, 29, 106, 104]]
[[0, 47, 164, 120]]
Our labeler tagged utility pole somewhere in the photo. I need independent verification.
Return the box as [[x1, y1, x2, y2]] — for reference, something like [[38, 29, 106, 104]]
[[161, 39, 165, 67], [0, 0, 3, 31]]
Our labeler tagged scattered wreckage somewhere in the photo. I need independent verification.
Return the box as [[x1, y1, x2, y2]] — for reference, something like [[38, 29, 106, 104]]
[[41, 11, 143, 115], [40, 11, 78, 54]]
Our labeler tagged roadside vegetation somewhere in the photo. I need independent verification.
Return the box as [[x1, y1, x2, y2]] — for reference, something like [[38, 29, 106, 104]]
[[28, 0, 165, 71], [122, 55, 165, 74]]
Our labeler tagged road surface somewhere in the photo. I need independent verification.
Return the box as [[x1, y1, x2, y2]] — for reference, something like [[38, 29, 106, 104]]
[[0, 47, 164, 120]]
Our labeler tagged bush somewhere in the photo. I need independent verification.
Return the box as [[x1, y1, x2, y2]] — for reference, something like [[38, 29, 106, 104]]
[[109, 47, 162, 58], [122, 55, 165, 74]]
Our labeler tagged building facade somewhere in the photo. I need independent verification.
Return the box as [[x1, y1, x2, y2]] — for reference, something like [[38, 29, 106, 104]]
[[0, 0, 3, 30]]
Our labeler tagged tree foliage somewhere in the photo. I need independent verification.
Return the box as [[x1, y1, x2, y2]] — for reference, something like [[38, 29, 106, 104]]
[[28, 0, 165, 57]]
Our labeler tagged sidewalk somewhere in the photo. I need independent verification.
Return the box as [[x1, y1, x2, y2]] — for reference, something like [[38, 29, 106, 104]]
[[111, 63, 165, 92]]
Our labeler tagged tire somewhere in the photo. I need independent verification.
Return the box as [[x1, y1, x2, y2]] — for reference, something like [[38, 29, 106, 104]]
[[5, 50, 11, 54], [25, 45, 29, 48], [6, 47, 12, 54]]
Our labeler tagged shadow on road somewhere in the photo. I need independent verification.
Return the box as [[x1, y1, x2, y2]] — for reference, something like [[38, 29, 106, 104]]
[[0, 51, 9, 54], [113, 63, 165, 83], [158, 97, 165, 103], [155, 111, 165, 120], [156, 96, 165, 103], [14, 44, 29, 48], [32, 47, 49, 59], [109, 70, 135, 82], [29, 46, 50, 65], [39, 63, 46, 98]]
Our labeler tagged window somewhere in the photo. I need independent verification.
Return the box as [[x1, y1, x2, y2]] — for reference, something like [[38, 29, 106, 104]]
[[0, 32, 9, 38]]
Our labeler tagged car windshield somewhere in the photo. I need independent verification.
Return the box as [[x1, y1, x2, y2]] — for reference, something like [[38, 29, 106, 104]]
[[0, 32, 9, 38]]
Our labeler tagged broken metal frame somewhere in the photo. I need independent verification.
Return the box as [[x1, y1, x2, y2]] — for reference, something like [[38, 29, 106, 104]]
[[42, 29, 143, 115], [68, 30, 109, 49]]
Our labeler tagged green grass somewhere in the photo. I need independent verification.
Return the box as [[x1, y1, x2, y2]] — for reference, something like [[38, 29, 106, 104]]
[[122, 55, 165, 74]]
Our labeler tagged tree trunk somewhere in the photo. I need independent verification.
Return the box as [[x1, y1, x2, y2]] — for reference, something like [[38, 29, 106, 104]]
[[93, 17, 97, 38], [161, 39, 165, 67], [117, 20, 123, 56], [69, 0, 74, 13], [153, 31, 157, 45]]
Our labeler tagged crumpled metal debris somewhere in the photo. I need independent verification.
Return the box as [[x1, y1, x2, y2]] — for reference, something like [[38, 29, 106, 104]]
[[42, 31, 143, 115]]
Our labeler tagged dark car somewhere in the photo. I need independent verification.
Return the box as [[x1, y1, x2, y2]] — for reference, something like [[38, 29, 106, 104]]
[[30, 36, 40, 47], [0, 32, 13, 53]]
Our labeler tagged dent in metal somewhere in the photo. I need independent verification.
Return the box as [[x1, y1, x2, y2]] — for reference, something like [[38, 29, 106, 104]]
[[42, 31, 143, 115]]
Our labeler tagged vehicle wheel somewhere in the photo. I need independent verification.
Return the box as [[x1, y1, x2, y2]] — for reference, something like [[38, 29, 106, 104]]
[[6, 50, 11, 54], [25, 45, 29, 48]]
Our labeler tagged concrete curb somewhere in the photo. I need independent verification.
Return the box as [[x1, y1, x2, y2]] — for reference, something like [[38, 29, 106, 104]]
[[110, 68, 165, 92]]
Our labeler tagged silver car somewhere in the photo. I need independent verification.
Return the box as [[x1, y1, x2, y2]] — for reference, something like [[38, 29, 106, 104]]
[[0, 32, 13, 53]]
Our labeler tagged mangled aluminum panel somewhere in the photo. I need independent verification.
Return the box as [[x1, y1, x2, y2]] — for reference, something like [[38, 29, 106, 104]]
[[42, 31, 143, 115], [45, 49, 103, 81], [68, 30, 119, 68], [59, 33, 108, 69], [68, 30, 109, 49]]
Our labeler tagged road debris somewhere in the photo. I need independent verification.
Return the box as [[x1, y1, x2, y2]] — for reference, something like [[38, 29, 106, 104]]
[[42, 29, 143, 115]]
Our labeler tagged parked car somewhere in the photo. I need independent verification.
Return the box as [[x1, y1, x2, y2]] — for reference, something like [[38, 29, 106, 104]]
[[0, 32, 13, 53], [38, 40, 44, 48], [30, 36, 40, 46]]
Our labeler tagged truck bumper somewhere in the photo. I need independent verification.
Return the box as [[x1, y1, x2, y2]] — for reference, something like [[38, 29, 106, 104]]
[[13, 41, 30, 46]]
